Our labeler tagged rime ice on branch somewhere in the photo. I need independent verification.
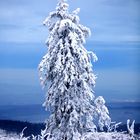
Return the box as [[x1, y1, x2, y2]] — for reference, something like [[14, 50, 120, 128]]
[[39, 0, 111, 139]]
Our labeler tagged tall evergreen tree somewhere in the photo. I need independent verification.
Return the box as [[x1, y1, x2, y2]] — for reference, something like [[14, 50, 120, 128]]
[[39, 0, 111, 139]]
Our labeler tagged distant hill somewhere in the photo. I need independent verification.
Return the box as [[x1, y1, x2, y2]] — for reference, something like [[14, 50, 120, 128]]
[[0, 103, 140, 123], [0, 120, 139, 137], [0, 102, 140, 123]]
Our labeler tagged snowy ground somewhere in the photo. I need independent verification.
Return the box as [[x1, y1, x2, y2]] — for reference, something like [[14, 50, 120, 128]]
[[82, 132, 139, 140], [0, 129, 139, 140], [0, 129, 19, 140], [0, 129, 29, 140]]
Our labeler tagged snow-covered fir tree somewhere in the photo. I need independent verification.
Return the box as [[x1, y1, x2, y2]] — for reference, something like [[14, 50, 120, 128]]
[[39, 0, 111, 139]]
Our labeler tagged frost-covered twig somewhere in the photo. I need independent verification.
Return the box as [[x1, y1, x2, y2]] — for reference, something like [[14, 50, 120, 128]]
[[127, 119, 135, 139]]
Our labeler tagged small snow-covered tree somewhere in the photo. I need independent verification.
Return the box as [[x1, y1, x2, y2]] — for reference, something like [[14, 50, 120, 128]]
[[39, 0, 111, 139]]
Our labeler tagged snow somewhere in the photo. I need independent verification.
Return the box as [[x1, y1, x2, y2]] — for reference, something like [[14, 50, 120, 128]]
[[38, 0, 111, 139], [0, 129, 29, 140], [127, 119, 135, 137], [0, 129, 139, 140], [0, 0, 138, 140]]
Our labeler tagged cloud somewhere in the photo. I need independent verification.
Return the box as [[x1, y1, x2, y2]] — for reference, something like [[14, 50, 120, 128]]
[[0, 42, 46, 68], [0, 0, 139, 105], [0, 69, 44, 105], [0, 0, 54, 43], [75, 0, 140, 42], [0, 0, 139, 43], [0, 24, 20, 30], [0, 67, 139, 105], [95, 68, 140, 102]]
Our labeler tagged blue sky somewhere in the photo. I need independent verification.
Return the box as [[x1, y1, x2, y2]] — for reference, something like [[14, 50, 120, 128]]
[[0, 0, 140, 105]]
